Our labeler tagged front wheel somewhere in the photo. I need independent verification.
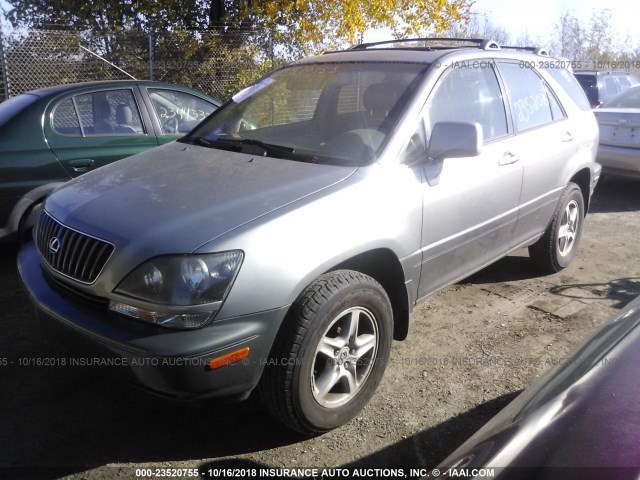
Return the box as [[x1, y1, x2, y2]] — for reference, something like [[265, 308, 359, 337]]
[[259, 270, 393, 434], [529, 183, 585, 272]]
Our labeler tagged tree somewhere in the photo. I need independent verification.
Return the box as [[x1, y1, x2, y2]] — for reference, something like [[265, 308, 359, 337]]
[[513, 32, 548, 50], [441, 13, 511, 46], [2, 0, 472, 101], [6, 0, 472, 57], [551, 9, 633, 68], [553, 12, 586, 61]]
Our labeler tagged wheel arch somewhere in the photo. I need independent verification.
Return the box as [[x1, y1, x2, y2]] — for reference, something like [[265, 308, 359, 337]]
[[327, 248, 411, 341], [2, 182, 63, 240], [569, 168, 592, 214]]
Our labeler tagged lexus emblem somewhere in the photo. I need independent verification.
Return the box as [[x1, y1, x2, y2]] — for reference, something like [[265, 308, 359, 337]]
[[49, 237, 61, 254]]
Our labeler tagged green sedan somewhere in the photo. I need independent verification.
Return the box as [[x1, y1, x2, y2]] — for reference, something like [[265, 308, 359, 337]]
[[0, 80, 220, 241]]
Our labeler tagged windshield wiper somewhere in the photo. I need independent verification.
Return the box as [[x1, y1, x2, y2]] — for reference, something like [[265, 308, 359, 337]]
[[236, 138, 296, 158], [191, 137, 219, 149], [187, 136, 329, 164], [190, 136, 295, 159]]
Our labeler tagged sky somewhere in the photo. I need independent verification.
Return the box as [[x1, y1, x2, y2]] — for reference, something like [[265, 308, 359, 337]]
[[473, 0, 639, 45], [364, 0, 640, 49]]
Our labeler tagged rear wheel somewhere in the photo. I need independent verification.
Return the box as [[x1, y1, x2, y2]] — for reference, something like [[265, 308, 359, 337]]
[[260, 270, 393, 434], [529, 183, 584, 272]]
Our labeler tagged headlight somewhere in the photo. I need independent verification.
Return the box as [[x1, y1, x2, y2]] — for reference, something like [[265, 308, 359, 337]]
[[109, 251, 243, 329]]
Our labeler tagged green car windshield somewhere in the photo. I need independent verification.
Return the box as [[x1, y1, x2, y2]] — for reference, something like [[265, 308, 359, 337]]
[[186, 62, 428, 165]]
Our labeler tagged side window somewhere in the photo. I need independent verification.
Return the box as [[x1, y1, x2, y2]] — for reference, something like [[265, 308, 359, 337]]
[[547, 69, 592, 110], [617, 76, 631, 89], [148, 89, 217, 135], [52, 98, 81, 136], [74, 89, 144, 136], [604, 77, 620, 96], [548, 89, 565, 120], [427, 62, 507, 143], [498, 63, 556, 131]]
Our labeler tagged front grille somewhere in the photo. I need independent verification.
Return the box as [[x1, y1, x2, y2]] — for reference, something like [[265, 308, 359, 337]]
[[35, 211, 114, 284]]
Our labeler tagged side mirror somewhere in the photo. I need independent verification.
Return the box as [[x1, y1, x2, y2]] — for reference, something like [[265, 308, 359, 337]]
[[428, 122, 482, 161]]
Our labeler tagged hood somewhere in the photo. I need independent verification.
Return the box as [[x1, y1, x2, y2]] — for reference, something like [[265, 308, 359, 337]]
[[45, 141, 356, 253]]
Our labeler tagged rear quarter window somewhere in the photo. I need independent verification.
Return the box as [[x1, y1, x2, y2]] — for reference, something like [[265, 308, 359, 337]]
[[547, 69, 592, 111], [52, 98, 82, 136]]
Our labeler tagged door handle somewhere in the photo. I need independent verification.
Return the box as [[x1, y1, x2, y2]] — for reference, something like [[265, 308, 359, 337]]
[[68, 159, 95, 173], [562, 131, 575, 142], [498, 152, 520, 166]]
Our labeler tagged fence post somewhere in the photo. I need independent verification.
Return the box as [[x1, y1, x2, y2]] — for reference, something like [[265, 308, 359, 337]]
[[148, 31, 154, 81], [0, 24, 10, 101]]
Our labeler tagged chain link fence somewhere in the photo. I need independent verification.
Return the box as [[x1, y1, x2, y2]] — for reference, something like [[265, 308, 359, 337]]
[[0, 25, 276, 103]]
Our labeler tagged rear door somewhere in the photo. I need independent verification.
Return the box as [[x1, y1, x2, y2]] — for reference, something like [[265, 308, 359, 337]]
[[495, 61, 575, 248], [45, 86, 158, 177]]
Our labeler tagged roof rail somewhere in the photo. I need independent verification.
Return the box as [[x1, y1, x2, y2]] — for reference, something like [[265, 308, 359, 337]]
[[500, 45, 550, 56], [479, 39, 501, 50], [347, 37, 503, 52]]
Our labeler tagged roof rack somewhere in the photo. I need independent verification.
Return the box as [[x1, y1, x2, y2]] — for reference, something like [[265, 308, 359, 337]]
[[334, 37, 551, 56], [347, 37, 502, 52], [500, 45, 550, 56]]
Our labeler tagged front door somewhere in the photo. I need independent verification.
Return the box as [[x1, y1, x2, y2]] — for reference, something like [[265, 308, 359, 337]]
[[416, 61, 523, 299]]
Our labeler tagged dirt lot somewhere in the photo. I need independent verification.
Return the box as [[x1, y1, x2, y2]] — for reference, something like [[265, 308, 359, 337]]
[[1, 176, 639, 479]]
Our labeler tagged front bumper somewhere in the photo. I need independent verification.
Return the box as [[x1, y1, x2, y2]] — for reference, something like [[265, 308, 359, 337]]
[[17, 243, 288, 400]]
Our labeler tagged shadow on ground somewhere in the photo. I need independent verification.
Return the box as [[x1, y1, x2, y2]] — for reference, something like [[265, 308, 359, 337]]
[[199, 391, 520, 474], [589, 176, 640, 214], [549, 277, 640, 309], [465, 255, 548, 284]]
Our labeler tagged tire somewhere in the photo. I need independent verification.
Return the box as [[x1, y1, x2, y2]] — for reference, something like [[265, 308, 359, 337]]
[[18, 202, 43, 244], [529, 183, 584, 273], [259, 270, 393, 435]]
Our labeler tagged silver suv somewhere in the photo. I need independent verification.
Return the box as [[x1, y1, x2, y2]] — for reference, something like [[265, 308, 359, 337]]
[[18, 38, 600, 434]]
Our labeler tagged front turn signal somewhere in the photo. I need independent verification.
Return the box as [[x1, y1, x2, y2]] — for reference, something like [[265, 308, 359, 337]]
[[208, 347, 250, 370]]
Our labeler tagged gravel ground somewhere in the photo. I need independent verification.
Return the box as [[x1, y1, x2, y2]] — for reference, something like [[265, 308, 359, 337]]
[[1, 176, 639, 479]]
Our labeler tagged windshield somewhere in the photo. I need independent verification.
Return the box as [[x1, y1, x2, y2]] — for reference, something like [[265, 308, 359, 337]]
[[604, 86, 640, 109], [185, 62, 429, 165]]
